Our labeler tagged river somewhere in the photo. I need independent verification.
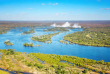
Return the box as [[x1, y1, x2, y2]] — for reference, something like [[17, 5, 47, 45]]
[[0, 27, 110, 62]]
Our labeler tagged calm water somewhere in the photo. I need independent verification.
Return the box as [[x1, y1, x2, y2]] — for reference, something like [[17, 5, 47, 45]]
[[0, 27, 110, 62]]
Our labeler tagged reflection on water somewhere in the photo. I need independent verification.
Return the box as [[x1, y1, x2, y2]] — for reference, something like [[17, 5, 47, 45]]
[[0, 27, 110, 62]]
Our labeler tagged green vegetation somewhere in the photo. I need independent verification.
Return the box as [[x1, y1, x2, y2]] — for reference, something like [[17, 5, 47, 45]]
[[82, 69, 88, 74], [31, 32, 60, 42], [0, 27, 10, 34], [63, 27, 110, 47], [36, 44, 41, 47], [0, 30, 7, 34], [0, 49, 110, 74], [44, 27, 69, 32], [4, 40, 13, 46], [5, 49, 15, 55], [59, 40, 69, 44], [22, 29, 35, 34], [23, 43, 34, 47], [0, 70, 9, 74]]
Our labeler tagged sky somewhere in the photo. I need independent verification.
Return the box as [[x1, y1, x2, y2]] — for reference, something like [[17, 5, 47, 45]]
[[0, 0, 110, 21]]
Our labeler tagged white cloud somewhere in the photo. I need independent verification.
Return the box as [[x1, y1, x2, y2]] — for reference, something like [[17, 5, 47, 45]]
[[28, 8, 33, 10], [49, 3, 58, 5], [55, 13, 67, 16], [41, 3, 58, 6], [56, 13, 59, 16], [41, 3, 45, 5], [101, 8, 110, 10]]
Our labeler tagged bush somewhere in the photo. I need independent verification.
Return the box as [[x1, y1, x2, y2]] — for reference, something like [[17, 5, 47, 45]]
[[82, 69, 88, 73], [55, 69, 61, 74], [27, 63, 33, 67], [34, 63, 38, 66], [61, 70, 66, 74], [95, 69, 98, 72], [6, 49, 15, 55], [23, 43, 34, 47], [52, 64, 57, 68], [37, 65, 43, 69]]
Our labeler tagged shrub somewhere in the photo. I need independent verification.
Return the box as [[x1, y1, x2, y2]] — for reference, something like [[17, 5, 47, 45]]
[[27, 63, 32, 67], [6, 49, 15, 55], [82, 69, 88, 73], [37, 65, 43, 69]]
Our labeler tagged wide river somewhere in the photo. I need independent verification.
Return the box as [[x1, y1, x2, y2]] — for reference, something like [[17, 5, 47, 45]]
[[0, 27, 110, 62]]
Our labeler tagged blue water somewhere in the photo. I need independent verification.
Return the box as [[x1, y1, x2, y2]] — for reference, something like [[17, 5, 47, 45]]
[[0, 27, 110, 62]]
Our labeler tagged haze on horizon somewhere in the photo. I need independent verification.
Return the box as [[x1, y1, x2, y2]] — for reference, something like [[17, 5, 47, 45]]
[[0, 0, 110, 21]]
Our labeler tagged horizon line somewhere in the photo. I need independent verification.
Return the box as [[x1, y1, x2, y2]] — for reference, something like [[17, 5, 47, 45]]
[[0, 20, 110, 22]]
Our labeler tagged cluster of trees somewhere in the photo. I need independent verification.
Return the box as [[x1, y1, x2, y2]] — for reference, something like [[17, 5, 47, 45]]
[[0, 49, 44, 73], [28, 53, 110, 74], [22, 29, 35, 35], [84, 27, 110, 32], [4, 40, 13, 46], [23, 43, 34, 47], [44, 27, 69, 32], [63, 27, 110, 47], [36, 44, 41, 46], [0, 49, 15, 55], [59, 40, 69, 44], [31, 32, 60, 42]]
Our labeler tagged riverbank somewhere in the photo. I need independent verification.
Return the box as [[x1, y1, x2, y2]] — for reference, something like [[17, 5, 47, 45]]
[[0, 49, 110, 74]]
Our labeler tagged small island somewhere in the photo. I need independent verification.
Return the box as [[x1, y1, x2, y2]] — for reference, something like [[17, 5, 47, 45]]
[[44, 27, 69, 32], [4, 40, 13, 46], [31, 32, 60, 42], [22, 29, 35, 35], [23, 43, 34, 47], [36, 44, 41, 47]]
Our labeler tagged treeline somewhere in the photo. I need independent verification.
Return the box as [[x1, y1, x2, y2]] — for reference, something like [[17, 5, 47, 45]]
[[0, 21, 50, 34]]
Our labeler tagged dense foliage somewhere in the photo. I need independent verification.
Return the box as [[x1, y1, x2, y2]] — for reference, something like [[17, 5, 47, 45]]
[[31, 32, 60, 42], [63, 27, 110, 47], [23, 43, 34, 47], [0, 49, 110, 74]]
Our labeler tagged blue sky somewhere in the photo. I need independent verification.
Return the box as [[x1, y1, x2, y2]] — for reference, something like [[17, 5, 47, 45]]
[[0, 0, 110, 21]]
